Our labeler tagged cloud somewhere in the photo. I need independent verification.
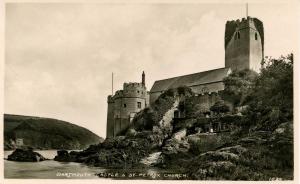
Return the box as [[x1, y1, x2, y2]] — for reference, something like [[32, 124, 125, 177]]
[[5, 3, 298, 137]]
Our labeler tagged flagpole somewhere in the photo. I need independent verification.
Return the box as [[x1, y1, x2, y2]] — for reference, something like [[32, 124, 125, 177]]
[[112, 72, 114, 95], [246, 3, 248, 17]]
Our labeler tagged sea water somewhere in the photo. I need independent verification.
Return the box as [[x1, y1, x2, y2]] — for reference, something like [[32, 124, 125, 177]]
[[4, 150, 186, 179], [4, 150, 101, 179]]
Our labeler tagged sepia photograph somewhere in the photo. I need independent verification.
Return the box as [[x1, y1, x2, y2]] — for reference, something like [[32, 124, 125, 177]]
[[1, 0, 299, 182]]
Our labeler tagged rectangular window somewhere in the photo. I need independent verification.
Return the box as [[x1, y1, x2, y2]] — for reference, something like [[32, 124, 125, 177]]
[[137, 102, 142, 109]]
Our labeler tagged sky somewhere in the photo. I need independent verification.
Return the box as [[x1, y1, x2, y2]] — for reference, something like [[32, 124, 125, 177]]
[[4, 2, 299, 138]]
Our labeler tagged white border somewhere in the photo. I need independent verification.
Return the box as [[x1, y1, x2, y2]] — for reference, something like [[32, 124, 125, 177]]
[[0, 0, 299, 184]]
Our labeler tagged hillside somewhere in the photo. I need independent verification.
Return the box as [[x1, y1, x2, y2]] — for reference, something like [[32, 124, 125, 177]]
[[53, 54, 293, 180], [4, 114, 103, 150]]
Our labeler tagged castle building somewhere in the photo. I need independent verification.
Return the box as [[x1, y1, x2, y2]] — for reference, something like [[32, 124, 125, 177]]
[[106, 16, 264, 137], [106, 72, 149, 138], [150, 16, 264, 104]]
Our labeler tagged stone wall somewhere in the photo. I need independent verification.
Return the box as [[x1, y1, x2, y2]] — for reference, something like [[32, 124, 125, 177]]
[[150, 81, 225, 105], [189, 93, 223, 112], [106, 96, 115, 138], [113, 97, 146, 118], [183, 92, 234, 120], [189, 82, 225, 95], [249, 25, 263, 72], [113, 118, 130, 136]]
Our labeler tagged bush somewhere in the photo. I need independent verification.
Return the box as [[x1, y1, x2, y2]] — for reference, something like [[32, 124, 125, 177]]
[[220, 114, 241, 123], [132, 107, 159, 131], [210, 100, 230, 114], [177, 86, 194, 96], [243, 54, 293, 131], [222, 69, 258, 106]]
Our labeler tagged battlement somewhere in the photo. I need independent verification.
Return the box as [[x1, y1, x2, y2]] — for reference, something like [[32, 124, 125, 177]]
[[226, 16, 255, 26], [107, 95, 115, 103], [225, 17, 256, 42], [225, 16, 264, 50], [112, 90, 125, 99], [108, 82, 148, 100], [123, 82, 146, 90]]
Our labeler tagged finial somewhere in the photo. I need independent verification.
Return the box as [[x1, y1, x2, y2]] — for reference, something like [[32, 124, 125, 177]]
[[142, 71, 145, 86]]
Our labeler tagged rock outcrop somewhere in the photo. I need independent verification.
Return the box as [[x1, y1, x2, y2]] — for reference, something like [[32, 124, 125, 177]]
[[140, 152, 162, 166], [53, 150, 79, 162], [54, 136, 153, 168], [7, 148, 47, 162]]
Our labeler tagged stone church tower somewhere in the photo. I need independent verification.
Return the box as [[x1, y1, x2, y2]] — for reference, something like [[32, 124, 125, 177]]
[[225, 16, 264, 72]]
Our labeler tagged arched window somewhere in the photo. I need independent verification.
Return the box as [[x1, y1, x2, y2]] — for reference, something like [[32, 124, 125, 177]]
[[255, 32, 258, 40]]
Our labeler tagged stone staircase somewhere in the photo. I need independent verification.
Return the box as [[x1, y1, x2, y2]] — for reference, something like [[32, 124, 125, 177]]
[[140, 99, 179, 166], [158, 98, 179, 128]]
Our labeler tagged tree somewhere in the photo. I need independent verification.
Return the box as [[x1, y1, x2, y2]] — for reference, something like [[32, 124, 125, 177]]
[[210, 100, 230, 115], [193, 104, 210, 117], [132, 107, 159, 131], [245, 54, 293, 130], [222, 69, 258, 106], [254, 54, 293, 115], [177, 86, 194, 96]]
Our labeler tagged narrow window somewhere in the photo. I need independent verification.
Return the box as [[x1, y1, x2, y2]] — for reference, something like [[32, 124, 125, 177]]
[[123, 104, 127, 108], [137, 102, 142, 109], [255, 32, 258, 40]]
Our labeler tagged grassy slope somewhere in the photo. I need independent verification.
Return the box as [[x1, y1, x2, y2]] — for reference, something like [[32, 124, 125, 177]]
[[4, 114, 103, 150]]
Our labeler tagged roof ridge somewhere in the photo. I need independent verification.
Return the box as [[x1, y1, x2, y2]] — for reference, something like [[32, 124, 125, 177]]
[[153, 67, 228, 83], [150, 67, 231, 93]]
